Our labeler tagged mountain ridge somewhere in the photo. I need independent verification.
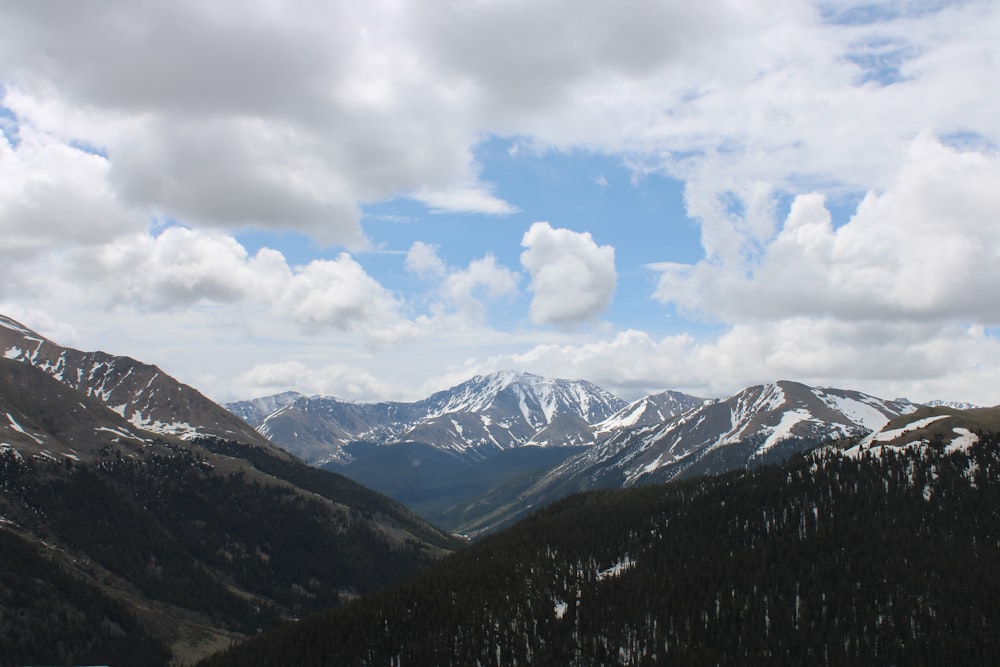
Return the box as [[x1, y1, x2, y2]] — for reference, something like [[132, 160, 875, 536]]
[[231, 371, 631, 464], [0, 314, 462, 664], [1, 314, 275, 451]]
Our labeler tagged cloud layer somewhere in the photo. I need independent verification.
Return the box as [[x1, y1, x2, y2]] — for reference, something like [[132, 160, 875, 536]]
[[1, 0, 998, 405]]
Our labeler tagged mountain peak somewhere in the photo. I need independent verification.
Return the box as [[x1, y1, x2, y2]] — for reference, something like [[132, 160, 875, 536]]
[[0, 313, 274, 449], [233, 371, 629, 463]]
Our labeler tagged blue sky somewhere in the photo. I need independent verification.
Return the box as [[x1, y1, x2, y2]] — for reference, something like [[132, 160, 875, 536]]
[[1, 0, 999, 406]]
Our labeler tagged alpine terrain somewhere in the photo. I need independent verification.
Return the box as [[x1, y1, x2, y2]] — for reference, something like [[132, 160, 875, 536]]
[[230, 375, 708, 532], [232, 378, 952, 537], [0, 315, 461, 666], [230, 370, 631, 464], [200, 425, 1000, 666], [407, 380, 922, 536], [1, 313, 271, 448]]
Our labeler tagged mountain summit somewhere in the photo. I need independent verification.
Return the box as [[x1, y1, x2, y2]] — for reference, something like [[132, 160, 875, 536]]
[[0, 314, 271, 449], [532, 380, 917, 491], [233, 371, 629, 464], [444, 380, 919, 536]]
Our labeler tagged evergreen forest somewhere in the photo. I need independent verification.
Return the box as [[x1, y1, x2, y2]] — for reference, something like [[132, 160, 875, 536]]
[[202, 433, 1000, 666], [0, 436, 460, 665]]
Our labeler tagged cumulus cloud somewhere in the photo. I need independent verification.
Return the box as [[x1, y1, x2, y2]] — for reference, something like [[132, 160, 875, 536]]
[[278, 254, 413, 341], [465, 320, 1000, 406], [406, 242, 520, 321], [0, 120, 137, 255], [652, 136, 1000, 325], [2, 0, 996, 250], [442, 254, 520, 320], [69, 226, 413, 342], [520, 222, 616, 326], [405, 242, 447, 279]]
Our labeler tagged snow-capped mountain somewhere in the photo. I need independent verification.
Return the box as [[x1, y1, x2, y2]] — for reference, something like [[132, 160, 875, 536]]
[[592, 390, 707, 439], [540, 380, 917, 489], [0, 322, 461, 664], [404, 371, 627, 454], [924, 399, 981, 411], [227, 390, 303, 426], [249, 396, 425, 463], [233, 371, 629, 464], [0, 314, 272, 448], [446, 380, 921, 536]]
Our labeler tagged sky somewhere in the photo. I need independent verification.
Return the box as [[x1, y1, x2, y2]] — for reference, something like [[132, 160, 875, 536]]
[[1, 0, 999, 406]]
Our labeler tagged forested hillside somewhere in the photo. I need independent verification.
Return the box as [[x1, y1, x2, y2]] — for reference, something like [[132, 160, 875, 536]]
[[0, 334, 463, 664], [202, 433, 1000, 666]]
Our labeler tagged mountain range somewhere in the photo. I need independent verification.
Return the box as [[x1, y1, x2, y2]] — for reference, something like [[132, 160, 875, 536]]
[[228, 370, 630, 464], [233, 374, 980, 536]]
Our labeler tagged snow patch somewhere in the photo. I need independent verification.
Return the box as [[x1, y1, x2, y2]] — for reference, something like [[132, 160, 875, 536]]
[[127, 411, 199, 439], [596, 556, 635, 581], [0, 316, 34, 335], [641, 453, 667, 476], [0, 443, 24, 460], [5, 413, 43, 444], [818, 394, 891, 431], [945, 428, 978, 454], [860, 415, 950, 449], [95, 426, 146, 442], [759, 408, 813, 454], [4, 346, 22, 359]]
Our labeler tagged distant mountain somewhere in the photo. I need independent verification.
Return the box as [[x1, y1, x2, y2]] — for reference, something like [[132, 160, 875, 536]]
[[237, 379, 931, 538], [924, 399, 982, 411], [554, 380, 916, 487], [232, 370, 629, 464], [0, 314, 272, 449], [226, 390, 303, 426], [445, 381, 917, 536], [0, 316, 461, 665], [200, 431, 1000, 667], [844, 403, 1000, 457], [592, 390, 707, 438], [403, 371, 627, 454]]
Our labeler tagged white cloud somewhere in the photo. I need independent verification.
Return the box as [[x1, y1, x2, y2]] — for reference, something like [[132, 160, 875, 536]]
[[0, 120, 137, 255], [405, 241, 447, 279], [467, 321, 1000, 407], [442, 254, 520, 320], [413, 183, 518, 215], [652, 136, 1000, 325], [278, 254, 414, 341], [57, 226, 413, 343], [406, 243, 520, 322], [520, 222, 616, 327]]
